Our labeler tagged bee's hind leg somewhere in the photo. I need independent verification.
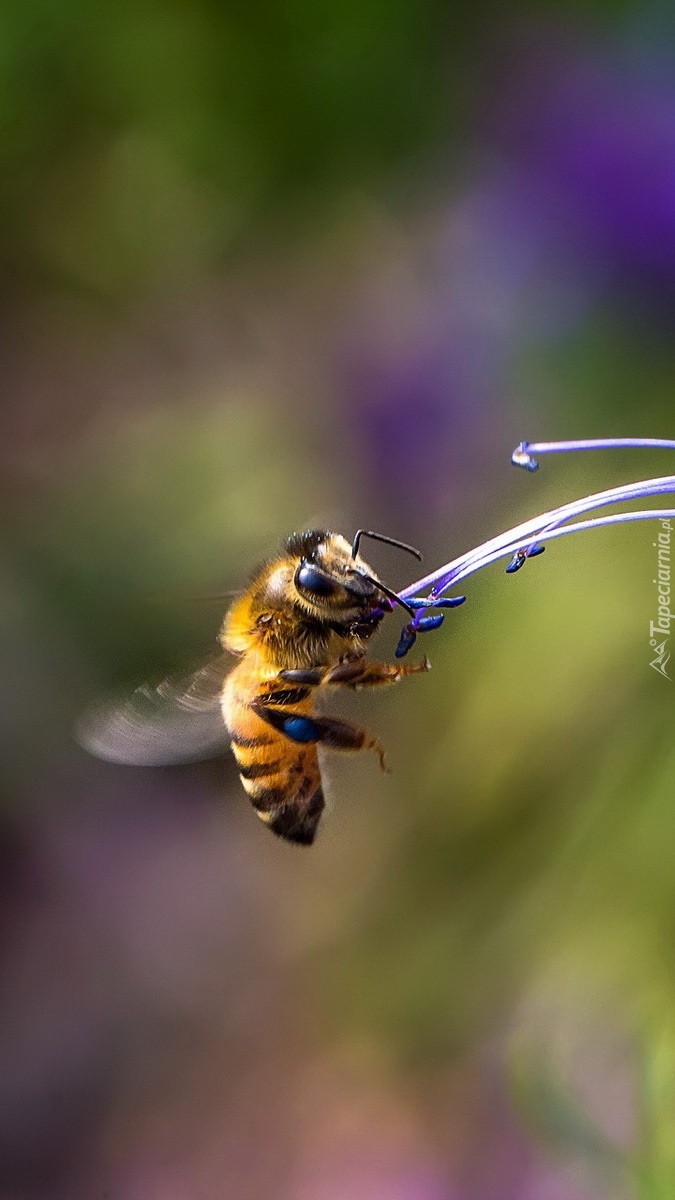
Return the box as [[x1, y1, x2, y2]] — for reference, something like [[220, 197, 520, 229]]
[[251, 704, 388, 771], [310, 715, 389, 772]]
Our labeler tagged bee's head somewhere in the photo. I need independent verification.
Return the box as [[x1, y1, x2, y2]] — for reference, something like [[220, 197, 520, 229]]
[[285, 529, 418, 623], [286, 530, 378, 618]]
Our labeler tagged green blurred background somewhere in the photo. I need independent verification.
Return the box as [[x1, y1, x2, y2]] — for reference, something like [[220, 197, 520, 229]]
[[2, 1, 675, 1197]]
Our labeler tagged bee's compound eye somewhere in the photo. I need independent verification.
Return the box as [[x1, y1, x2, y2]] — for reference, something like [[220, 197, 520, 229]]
[[295, 562, 336, 597]]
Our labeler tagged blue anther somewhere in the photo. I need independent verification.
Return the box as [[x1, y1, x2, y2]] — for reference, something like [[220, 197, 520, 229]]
[[506, 542, 546, 572], [506, 552, 526, 573], [511, 442, 539, 471], [415, 613, 445, 633], [395, 624, 417, 658], [407, 595, 466, 610]]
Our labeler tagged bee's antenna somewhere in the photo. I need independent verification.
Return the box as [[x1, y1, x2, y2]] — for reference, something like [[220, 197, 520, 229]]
[[358, 573, 416, 618], [351, 530, 422, 562]]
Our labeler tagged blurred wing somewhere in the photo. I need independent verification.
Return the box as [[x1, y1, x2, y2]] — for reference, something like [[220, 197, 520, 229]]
[[76, 655, 230, 766]]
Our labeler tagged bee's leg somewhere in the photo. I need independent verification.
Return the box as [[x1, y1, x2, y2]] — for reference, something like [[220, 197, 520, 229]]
[[322, 657, 430, 688], [250, 704, 321, 743], [251, 704, 388, 771], [280, 657, 429, 690], [276, 667, 325, 686], [311, 716, 389, 772]]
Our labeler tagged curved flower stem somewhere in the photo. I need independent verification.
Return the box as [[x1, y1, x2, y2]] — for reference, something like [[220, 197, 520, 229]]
[[427, 509, 675, 591], [512, 437, 675, 471], [509, 437, 675, 563], [401, 475, 675, 602], [388, 438, 675, 654]]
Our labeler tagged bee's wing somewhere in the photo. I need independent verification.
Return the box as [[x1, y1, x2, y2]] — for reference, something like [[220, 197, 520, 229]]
[[76, 655, 230, 766]]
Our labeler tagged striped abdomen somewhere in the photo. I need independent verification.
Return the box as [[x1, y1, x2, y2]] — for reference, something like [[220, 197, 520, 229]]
[[223, 667, 325, 845]]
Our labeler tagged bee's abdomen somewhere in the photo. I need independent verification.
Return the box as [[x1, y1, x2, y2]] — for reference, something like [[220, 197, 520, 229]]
[[230, 736, 285, 798], [230, 729, 324, 845], [223, 664, 325, 844]]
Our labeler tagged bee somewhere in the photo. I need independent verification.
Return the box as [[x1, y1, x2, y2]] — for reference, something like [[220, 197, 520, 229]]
[[79, 530, 430, 845]]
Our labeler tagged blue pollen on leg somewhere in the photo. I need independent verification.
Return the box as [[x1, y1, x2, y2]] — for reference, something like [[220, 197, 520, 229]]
[[282, 715, 320, 743]]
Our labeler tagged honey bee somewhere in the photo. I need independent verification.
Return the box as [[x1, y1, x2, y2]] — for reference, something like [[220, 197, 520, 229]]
[[79, 530, 429, 845]]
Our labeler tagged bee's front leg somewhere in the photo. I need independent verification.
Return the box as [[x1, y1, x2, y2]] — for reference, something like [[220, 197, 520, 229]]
[[324, 657, 430, 688], [280, 657, 429, 689], [275, 666, 326, 686]]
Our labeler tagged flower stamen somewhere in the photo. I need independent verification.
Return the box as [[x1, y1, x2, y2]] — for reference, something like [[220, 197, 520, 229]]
[[392, 437, 675, 654]]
